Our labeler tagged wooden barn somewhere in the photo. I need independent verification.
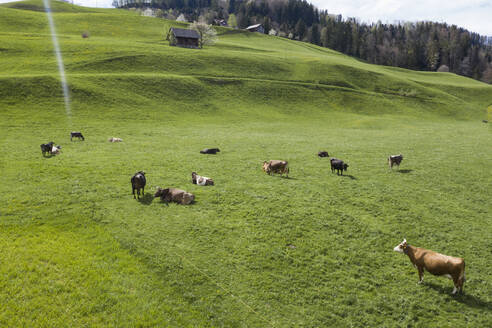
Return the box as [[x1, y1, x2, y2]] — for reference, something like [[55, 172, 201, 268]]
[[246, 24, 264, 34], [167, 27, 200, 48]]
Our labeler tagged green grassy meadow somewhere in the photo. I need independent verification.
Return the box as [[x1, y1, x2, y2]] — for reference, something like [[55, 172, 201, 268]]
[[1, 1, 491, 326]]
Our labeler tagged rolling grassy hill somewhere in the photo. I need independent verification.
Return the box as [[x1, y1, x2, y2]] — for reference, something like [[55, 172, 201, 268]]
[[1, 1, 491, 327]]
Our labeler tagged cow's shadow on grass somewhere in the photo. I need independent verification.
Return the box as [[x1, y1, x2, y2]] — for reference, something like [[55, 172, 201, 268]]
[[397, 169, 413, 174], [331, 173, 357, 180], [425, 282, 492, 310], [268, 175, 297, 180], [154, 199, 198, 206], [138, 193, 154, 205]]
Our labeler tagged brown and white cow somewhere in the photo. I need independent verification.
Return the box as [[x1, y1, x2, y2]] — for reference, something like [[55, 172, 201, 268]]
[[393, 239, 465, 294], [108, 137, 123, 142], [262, 160, 289, 177], [192, 172, 214, 186], [154, 187, 194, 205], [388, 154, 403, 169]]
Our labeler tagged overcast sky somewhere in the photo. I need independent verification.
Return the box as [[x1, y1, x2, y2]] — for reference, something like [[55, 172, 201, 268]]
[[1, 0, 491, 35], [310, 0, 492, 36]]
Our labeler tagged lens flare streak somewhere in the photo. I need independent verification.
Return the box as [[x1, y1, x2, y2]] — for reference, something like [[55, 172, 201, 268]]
[[43, 0, 71, 121]]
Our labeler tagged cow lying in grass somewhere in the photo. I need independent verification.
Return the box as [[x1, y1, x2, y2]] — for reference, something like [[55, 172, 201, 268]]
[[51, 145, 61, 155], [70, 131, 85, 141], [200, 148, 220, 154], [318, 151, 329, 158], [330, 158, 348, 175], [192, 172, 214, 186], [393, 239, 466, 294], [388, 154, 403, 169], [263, 160, 289, 177], [108, 137, 122, 142], [154, 187, 194, 205], [131, 171, 146, 199], [40, 142, 54, 156]]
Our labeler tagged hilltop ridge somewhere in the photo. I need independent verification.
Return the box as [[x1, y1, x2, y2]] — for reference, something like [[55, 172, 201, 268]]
[[0, 0, 491, 122]]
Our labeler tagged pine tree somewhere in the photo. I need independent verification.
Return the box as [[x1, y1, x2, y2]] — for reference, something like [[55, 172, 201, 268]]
[[295, 18, 306, 40]]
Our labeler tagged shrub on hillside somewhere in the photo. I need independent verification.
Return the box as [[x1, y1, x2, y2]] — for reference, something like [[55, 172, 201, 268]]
[[190, 21, 218, 48], [437, 65, 450, 72]]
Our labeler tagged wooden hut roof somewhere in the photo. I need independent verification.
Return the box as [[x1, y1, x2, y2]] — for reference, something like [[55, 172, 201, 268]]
[[170, 27, 200, 39]]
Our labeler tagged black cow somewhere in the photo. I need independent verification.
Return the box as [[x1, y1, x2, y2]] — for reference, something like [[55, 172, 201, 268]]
[[131, 171, 146, 199], [388, 154, 403, 169], [40, 142, 54, 156], [70, 131, 85, 141], [200, 148, 220, 154], [330, 158, 349, 175], [318, 151, 329, 158]]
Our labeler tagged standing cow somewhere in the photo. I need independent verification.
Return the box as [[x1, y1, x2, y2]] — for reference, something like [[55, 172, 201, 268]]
[[131, 171, 146, 199], [330, 158, 348, 175], [393, 239, 466, 294], [70, 131, 85, 141], [388, 154, 403, 169], [40, 142, 55, 156], [263, 160, 289, 177]]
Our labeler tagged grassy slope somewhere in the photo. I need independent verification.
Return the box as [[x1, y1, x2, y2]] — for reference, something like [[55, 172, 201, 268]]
[[1, 1, 491, 327]]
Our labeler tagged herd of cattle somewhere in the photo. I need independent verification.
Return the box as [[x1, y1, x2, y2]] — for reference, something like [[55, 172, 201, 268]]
[[40, 131, 466, 294]]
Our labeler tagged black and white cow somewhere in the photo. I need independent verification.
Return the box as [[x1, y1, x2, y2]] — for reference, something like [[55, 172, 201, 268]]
[[388, 154, 403, 169], [200, 148, 220, 154], [131, 171, 146, 199]]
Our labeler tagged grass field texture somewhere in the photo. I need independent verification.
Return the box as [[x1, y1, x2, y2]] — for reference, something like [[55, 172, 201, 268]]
[[1, 1, 491, 327]]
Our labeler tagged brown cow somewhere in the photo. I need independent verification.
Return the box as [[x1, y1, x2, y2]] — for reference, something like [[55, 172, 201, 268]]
[[262, 160, 289, 177], [393, 239, 465, 294], [154, 187, 194, 205]]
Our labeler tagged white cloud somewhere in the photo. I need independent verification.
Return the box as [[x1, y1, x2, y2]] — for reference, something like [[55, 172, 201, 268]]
[[72, 0, 114, 8], [311, 0, 492, 35]]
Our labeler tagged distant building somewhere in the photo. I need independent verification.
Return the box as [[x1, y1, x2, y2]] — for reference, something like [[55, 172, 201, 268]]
[[141, 8, 154, 17], [246, 24, 264, 34], [167, 27, 200, 49], [213, 19, 228, 27]]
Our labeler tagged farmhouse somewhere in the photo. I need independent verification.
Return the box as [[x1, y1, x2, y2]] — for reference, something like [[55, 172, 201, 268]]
[[246, 24, 264, 34], [213, 19, 228, 27], [167, 27, 200, 48]]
